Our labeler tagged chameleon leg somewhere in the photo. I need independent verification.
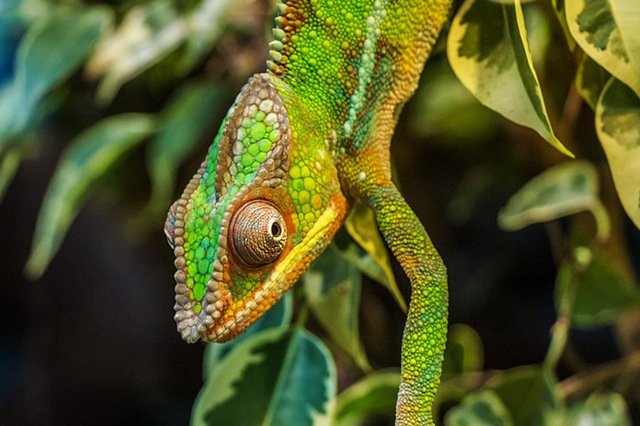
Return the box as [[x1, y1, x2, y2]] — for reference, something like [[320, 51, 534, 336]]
[[368, 184, 448, 426]]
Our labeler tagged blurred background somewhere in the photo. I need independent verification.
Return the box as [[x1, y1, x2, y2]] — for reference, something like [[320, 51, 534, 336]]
[[1, 0, 639, 424]]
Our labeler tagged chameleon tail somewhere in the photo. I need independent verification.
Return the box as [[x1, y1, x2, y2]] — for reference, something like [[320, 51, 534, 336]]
[[368, 184, 448, 426]]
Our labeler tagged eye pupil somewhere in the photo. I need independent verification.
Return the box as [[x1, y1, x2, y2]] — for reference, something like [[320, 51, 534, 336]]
[[271, 222, 281, 237]]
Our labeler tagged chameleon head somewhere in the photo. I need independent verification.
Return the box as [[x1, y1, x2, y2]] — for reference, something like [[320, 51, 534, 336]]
[[164, 73, 347, 343]]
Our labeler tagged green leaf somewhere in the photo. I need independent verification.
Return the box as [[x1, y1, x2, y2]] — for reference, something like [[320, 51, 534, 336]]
[[192, 328, 336, 426], [555, 251, 640, 328], [447, 0, 572, 156], [445, 391, 514, 426], [87, 0, 186, 102], [146, 81, 229, 214], [576, 55, 611, 110], [442, 324, 484, 379], [569, 392, 632, 426], [0, 147, 22, 201], [498, 160, 610, 240], [566, 0, 640, 97], [595, 77, 640, 229], [0, 7, 111, 142], [303, 243, 370, 371], [333, 370, 401, 426], [202, 291, 293, 380], [25, 114, 156, 278], [487, 366, 563, 426], [344, 202, 407, 311]]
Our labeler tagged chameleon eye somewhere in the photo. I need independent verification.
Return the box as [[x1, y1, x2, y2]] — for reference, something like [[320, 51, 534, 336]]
[[230, 200, 287, 267]]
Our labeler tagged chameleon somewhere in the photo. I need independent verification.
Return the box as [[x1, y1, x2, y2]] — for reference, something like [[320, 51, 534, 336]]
[[164, 0, 451, 424]]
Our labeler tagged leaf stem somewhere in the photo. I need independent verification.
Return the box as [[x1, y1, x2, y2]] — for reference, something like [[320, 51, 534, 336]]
[[543, 247, 590, 373], [557, 350, 640, 399], [295, 301, 309, 329], [591, 200, 611, 242]]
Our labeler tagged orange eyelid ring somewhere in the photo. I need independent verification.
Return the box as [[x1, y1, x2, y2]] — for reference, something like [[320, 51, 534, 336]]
[[228, 199, 289, 268]]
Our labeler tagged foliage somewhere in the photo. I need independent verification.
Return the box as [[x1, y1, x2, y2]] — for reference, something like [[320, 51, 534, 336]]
[[1, 0, 639, 425]]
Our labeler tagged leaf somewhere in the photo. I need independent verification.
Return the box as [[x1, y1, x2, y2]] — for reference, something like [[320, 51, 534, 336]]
[[576, 55, 611, 110], [333, 370, 401, 426], [0, 146, 22, 201], [447, 0, 572, 156], [303, 243, 370, 371], [202, 291, 293, 380], [445, 391, 514, 426], [568, 392, 632, 426], [87, 0, 186, 102], [498, 160, 610, 240], [595, 77, 640, 228], [146, 81, 229, 214], [442, 324, 484, 379], [566, 0, 640, 97], [487, 366, 563, 426], [25, 114, 156, 278], [191, 328, 336, 426], [0, 7, 111, 142], [550, 0, 577, 51], [343, 202, 407, 311], [522, 5, 552, 73], [555, 251, 640, 328], [0, 1, 21, 86]]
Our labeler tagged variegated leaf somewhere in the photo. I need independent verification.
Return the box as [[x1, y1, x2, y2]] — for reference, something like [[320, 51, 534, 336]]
[[566, 0, 640, 97], [595, 78, 640, 228], [192, 328, 336, 426], [447, 0, 572, 156]]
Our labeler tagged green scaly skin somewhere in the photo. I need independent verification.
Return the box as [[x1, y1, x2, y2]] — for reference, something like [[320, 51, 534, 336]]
[[165, 1, 451, 424]]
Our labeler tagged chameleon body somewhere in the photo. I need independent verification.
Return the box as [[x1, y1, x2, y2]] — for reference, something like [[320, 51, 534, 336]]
[[165, 0, 451, 424]]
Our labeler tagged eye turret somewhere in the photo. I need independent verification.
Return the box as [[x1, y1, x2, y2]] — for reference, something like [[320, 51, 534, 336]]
[[230, 200, 287, 267]]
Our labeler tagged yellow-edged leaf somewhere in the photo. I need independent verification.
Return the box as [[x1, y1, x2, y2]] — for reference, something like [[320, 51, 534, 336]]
[[447, 0, 572, 156], [595, 78, 640, 228], [344, 202, 406, 311], [566, 0, 640, 97]]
